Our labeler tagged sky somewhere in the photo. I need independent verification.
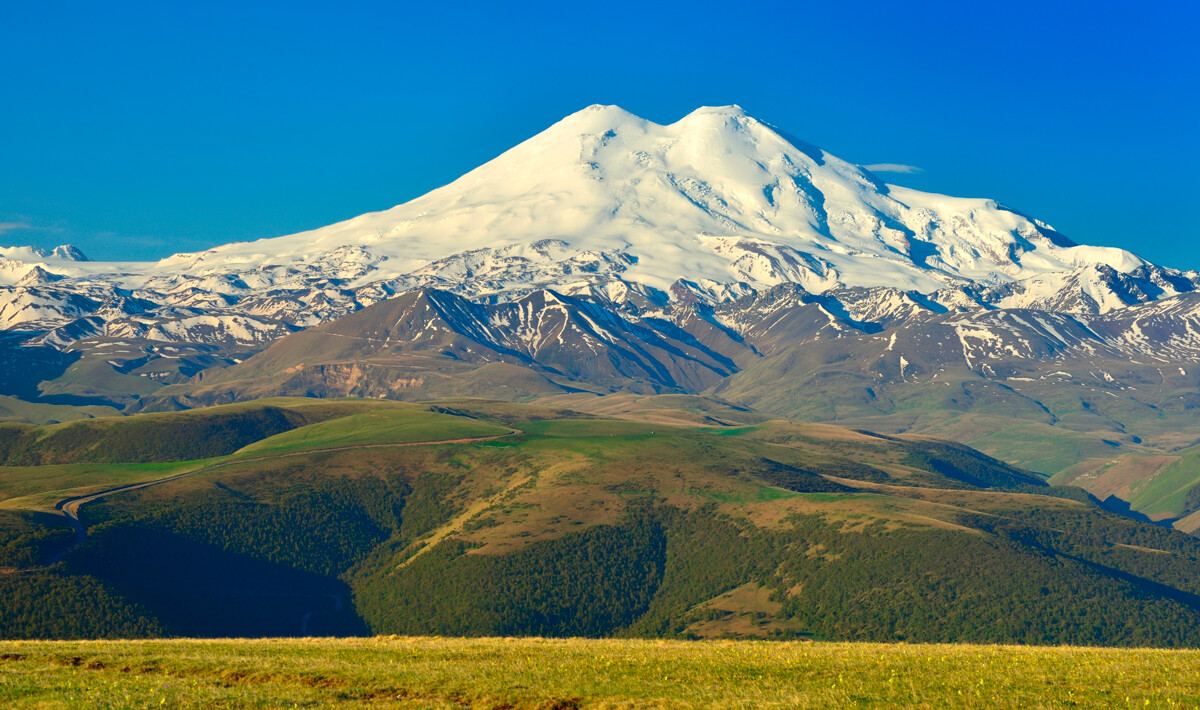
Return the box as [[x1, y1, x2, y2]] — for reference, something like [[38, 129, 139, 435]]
[[1, 0, 1198, 267]]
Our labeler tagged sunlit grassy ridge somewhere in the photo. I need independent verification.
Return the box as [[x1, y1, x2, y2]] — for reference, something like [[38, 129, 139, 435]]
[[0, 461, 194, 513], [0, 637, 1197, 709], [230, 406, 508, 457], [0, 399, 508, 510], [0, 394, 119, 426], [1128, 445, 1200, 518]]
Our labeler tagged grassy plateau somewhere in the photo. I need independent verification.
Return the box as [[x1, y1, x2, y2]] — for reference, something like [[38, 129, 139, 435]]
[[1, 636, 1198, 709]]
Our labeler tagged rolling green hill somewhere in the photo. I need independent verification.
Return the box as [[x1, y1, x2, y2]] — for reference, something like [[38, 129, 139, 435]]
[[0, 398, 417, 467], [2, 397, 1200, 646]]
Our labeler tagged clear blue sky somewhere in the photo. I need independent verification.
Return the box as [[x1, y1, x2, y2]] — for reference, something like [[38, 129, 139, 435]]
[[2, 0, 1197, 267]]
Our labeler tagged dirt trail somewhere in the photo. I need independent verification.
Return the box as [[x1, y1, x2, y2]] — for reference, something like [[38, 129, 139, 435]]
[[44, 429, 519, 565]]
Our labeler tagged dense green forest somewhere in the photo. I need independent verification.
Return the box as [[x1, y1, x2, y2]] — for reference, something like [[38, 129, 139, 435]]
[[0, 510, 73, 568], [0, 569, 163, 639], [358, 515, 668, 636], [899, 439, 1048, 489]]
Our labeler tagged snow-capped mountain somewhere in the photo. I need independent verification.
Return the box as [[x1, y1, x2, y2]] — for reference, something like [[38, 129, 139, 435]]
[[128, 105, 1190, 298], [4, 104, 1197, 345], [2, 103, 1199, 422]]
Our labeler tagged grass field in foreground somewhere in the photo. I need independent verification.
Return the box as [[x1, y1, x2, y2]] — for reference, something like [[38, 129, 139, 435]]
[[0, 637, 1198, 709]]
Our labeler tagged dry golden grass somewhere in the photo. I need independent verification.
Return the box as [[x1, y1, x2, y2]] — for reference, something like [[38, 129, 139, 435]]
[[1056, 455, 1178, 501], [683, 583, 803, 639], [1, 636, 1198, 708], [1175, 508, 1200, 535]]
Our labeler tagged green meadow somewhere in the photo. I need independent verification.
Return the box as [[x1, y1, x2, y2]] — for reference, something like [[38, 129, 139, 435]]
[[0, 636, 1197, 709]]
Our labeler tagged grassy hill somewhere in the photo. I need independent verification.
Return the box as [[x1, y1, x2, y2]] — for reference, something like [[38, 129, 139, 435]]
[[4, 397, 1200, 645], [0, 394, 119, 426]]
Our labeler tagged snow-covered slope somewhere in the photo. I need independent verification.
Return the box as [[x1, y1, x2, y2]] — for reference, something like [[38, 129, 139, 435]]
[[129, 105, 1191, 301]]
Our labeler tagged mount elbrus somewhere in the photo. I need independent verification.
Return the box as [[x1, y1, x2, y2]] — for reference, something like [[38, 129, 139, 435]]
[[3, 105, 1200, 525]]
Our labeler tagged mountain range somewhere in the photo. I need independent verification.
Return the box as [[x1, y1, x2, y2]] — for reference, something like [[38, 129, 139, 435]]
[[3, 104, 1199, 529]]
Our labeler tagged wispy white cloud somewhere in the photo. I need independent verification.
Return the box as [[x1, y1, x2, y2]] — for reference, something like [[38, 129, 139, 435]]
[[0, 222, 33, 234], [864, 163, 924, 174]]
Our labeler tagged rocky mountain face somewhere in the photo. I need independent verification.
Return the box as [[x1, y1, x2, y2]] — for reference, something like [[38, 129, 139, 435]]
[[139, 283, 1200, 424]]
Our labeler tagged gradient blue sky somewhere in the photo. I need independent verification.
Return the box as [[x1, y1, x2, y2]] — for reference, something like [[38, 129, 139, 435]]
[[2, 1, 1197, 267]]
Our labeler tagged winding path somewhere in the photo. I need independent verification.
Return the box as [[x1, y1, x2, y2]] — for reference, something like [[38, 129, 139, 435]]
[[45, 429, 520, 565]]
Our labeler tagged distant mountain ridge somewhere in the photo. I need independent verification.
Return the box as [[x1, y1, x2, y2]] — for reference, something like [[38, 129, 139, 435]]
[[141, 283, 1200, 413]]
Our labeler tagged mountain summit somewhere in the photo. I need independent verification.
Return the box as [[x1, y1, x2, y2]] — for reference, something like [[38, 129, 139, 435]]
[[138, 104, 1186, 304]]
